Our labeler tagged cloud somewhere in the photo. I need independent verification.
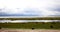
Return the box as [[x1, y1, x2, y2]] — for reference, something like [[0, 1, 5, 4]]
[[0, 0, 60, 16]]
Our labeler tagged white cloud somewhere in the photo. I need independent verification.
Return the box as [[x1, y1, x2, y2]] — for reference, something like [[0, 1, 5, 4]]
[[0, 0, 60, 16]]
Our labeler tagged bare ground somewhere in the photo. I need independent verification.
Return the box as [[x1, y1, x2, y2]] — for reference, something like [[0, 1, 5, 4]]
[[0, 28, 60, 32]]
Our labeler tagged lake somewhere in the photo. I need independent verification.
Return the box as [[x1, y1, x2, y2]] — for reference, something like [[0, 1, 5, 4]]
[[0, 20, 60, 23]]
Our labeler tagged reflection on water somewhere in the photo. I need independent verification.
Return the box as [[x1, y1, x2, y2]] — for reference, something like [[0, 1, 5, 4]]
[[0, 20, 60, 23]]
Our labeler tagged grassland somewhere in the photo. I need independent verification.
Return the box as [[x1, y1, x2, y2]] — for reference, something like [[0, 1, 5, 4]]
[[0, 22, 60, 29], [0, 17, 60, 29]]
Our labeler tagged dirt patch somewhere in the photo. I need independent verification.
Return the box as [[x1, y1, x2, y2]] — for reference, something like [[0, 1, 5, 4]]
[[0, 29, 60, 32]]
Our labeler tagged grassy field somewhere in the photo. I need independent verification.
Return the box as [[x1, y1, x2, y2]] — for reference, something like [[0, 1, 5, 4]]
[[0, 22, 60, 29]]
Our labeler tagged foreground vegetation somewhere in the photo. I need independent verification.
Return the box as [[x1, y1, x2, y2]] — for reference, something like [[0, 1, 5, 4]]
[[0, 22, 60, 29]]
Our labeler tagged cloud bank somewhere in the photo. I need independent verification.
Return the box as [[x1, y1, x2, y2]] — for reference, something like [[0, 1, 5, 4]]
[[0, 0, 60, 16]]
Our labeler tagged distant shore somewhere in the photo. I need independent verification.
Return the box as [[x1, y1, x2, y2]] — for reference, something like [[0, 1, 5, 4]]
[[0, 16, 60, 18]]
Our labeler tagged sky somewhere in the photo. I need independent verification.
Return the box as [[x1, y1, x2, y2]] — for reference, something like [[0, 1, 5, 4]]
[[0, 0, 60, 16]]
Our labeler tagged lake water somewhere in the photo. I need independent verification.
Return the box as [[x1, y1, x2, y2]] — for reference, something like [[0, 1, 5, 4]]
[[0, 20, 60, 23]]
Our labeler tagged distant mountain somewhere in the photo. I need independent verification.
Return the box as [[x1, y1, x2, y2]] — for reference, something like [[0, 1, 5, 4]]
[[0, 13, 39, 16]]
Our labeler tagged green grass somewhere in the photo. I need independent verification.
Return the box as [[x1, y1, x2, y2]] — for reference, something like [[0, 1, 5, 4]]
[[0, 22, 60, 29]]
